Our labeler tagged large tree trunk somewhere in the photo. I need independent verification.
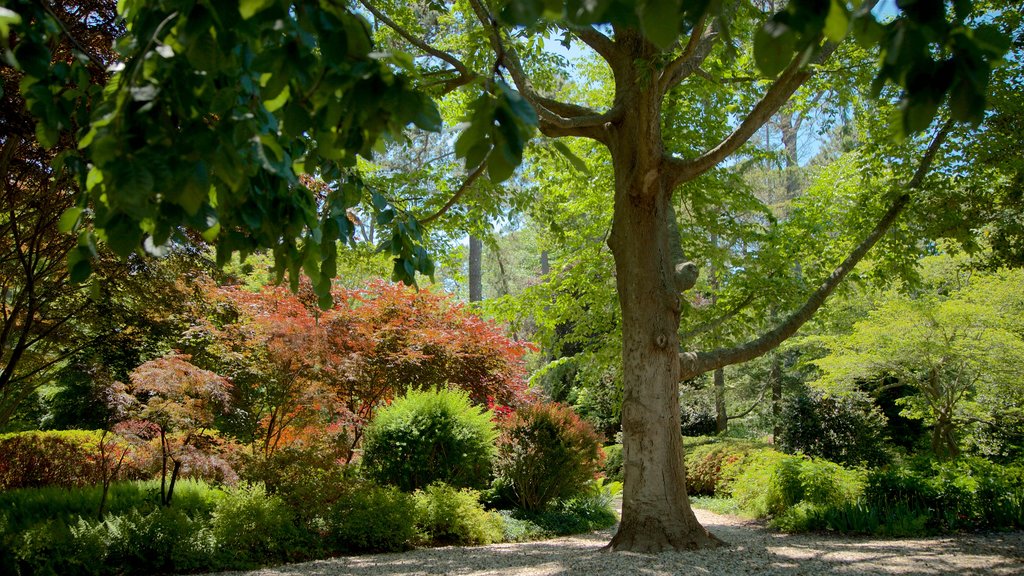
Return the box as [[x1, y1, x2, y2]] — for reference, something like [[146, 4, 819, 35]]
[[605, 75, 719, 550]]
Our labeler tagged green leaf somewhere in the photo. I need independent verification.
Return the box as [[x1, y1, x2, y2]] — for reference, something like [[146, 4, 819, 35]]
[[498, 81, 538, 127], [501, 0, 545, 25], [239, 0, 275, 20], [851, 13, 883, 49], [201, 221, 221, 242], [638, 0, 681, 50], [971, 24, 1011, 58], [58, 207, 83, 233], [103, 215, 145, 258], [413, 94, 442, 132], [0, 7, 22, 40], [552, 141, 589, 174], [487, 148, 516, 183], [264, 83, 290, 113], [901, 96, 940, 136], [824, 0, 850, 43], [754, 20, 795, 77], [69, 259, 92, 284]]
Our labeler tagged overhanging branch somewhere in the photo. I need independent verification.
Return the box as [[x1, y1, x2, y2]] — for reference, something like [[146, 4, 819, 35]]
[[466, 0, 617, 142], [659, 20, 718, 94], [418, 158, 488, 226], [359, 0, 475, 93], [680, 118, 955, 378]]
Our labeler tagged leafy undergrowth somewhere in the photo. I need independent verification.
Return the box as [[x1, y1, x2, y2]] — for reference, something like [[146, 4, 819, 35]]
[[0, 478, 619, 575]]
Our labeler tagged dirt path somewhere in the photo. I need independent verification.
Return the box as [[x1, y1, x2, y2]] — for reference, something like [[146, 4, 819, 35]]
[[210, 508, 1024, 576]]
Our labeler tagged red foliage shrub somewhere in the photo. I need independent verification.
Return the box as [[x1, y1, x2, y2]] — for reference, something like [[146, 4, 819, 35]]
[[494, 403, 604, 511], [198, 280, 534, 460], [0, 430, 148, 490]]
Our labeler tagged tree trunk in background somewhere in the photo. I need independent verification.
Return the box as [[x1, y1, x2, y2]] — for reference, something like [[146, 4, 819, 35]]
[[779, 110, 800, 198], [540, 250, 549, 277], [469, 235, 482, 302], [770, 353, 782, 441], [714, 368, 727, 433]]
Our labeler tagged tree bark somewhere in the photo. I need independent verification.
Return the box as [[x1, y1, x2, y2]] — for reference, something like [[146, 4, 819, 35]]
[[469, 235, 482, 302], [714, 368, 727, 434], [604, 43, 720, 549], [770, 353, 782, 440]]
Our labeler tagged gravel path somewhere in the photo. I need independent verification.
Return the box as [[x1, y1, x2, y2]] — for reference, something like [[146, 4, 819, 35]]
[[208, 508, 1024, 576]]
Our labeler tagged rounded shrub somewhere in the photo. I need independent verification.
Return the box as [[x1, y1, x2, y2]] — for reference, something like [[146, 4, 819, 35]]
[[362, 388, 497, 492], [729, 450, 864, 518], [601, 444, 624, 482], [777, 390, 888, 466], [494, 402, 603, 511], [210, 483, 300, 569]]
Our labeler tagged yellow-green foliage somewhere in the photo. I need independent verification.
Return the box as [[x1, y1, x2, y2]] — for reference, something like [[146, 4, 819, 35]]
[[413, 483, 504, 546], [729, 450, 865, 518], [0, 430, 147, 490]]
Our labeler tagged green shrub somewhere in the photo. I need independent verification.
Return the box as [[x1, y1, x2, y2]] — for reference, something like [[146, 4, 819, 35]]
[[0, 430, 146, 490], [512, 492, 618, 536], [210, 483, 301, 568], [413, 483, 504, 546], [601, 444, 624, 482], [494, 402, 603, 511], [8, 519, 85, 576], [730, 451, 864, 518], [496, 511, 549, 542], [238, 445, 353, 537], [777, 390, 889, 467], [863, 459, 1024, 533], [324, 480, 417, 553], [0, 479, 221, 535], [684, 438, 764, 496], [362, 389, 497, 492]]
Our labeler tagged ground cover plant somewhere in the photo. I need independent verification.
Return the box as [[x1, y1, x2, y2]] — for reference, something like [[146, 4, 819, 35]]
[[0, 388, 617, 575]]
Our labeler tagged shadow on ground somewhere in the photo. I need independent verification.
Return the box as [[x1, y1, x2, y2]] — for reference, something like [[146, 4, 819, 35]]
[[209, 509, 1024, 576]]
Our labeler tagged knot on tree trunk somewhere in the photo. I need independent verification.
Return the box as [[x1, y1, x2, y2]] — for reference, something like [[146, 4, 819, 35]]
[[674, 261, 699, 292]]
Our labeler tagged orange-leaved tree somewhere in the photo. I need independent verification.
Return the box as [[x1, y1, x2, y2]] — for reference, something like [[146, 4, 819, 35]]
[[321, 280, 535, 459], [192, 279, 533, 461]]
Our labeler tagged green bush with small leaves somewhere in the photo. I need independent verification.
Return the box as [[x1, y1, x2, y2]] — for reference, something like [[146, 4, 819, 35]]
[[729, 450, 864, 518], [362, 389, 497, 492], [324, 480, 417, 553], [684, 438, 766, 496], [601, 444, 624, 482], [210, 483, 301, 568], [413, 483, 504, 545]]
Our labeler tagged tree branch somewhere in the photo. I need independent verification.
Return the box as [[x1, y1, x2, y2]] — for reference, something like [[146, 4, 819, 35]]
[[565, 23, 618, 64], [418, 158, 488, 226], [664, 45, 831, 188], [466, 0, 617, 142], [681, 118, 955, 378], [679, 292, 757, 343], [659, 19, 718, 94], [728, 383, 770, 420], [358, 0, 475, 93]]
